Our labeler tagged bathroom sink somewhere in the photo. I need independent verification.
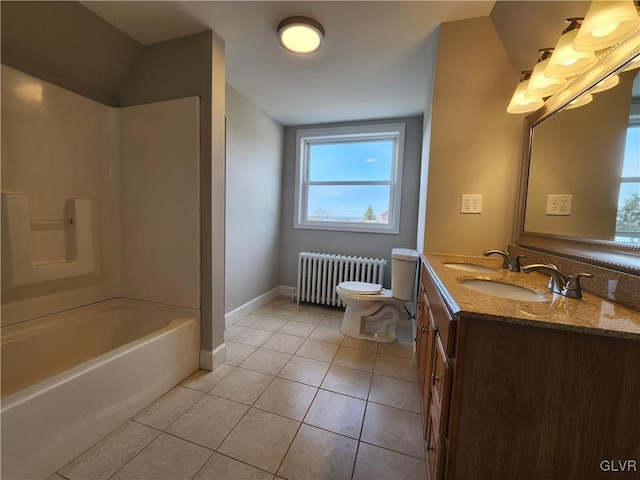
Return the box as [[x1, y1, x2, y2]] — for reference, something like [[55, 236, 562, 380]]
[[459, 279, 547, 302], [443, 262, 497, 273]]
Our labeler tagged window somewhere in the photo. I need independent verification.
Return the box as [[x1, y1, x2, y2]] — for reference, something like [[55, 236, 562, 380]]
[[294, 123, 405, 234], [615, 105, 640, 244]]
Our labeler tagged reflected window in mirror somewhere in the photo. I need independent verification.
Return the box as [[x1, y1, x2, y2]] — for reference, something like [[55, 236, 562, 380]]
[[616, 95, 640, 244]]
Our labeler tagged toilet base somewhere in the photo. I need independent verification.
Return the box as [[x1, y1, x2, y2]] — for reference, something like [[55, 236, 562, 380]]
[[339, 303, 403, 344]]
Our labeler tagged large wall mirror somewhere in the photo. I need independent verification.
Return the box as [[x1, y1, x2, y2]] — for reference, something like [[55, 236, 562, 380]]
[[516, 32, 640, 275]]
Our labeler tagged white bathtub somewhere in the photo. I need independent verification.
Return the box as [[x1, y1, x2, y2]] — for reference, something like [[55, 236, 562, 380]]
[[1, 298, 200, 480]]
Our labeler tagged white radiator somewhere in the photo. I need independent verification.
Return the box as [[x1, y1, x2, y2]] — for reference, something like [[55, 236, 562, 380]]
[[296, 252, 387, 307]]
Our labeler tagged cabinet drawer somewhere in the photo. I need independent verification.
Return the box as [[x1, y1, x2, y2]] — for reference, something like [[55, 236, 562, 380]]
[[422, 265, 456, 356]]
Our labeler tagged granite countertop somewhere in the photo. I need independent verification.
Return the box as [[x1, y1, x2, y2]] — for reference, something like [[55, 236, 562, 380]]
[[424, 253, 640, 341]]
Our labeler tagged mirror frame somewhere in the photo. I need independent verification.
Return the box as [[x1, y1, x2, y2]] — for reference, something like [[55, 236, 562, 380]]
[[515, 31, 640, 276]]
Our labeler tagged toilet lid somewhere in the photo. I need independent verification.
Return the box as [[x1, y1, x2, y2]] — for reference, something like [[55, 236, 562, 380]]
[[340, 281, 382, 295]]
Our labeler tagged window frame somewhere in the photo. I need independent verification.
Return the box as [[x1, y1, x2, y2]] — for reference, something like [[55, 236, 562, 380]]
[[293, 122, 406, 234]]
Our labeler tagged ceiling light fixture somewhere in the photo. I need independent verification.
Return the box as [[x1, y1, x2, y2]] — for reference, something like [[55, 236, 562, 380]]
[[277, 16, 325, 54], [573, 0, 640, 52]]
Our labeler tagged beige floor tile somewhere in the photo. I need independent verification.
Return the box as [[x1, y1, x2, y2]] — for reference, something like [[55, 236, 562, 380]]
[[321, 364, 372, 400], [210, 367, 274, 405], [290, 309, 326, 325], [353, 442, 427, 480], [110, 433, 212, 480], [255, 377, 318, 421], [254, 304, 298, 321], [225, 342, 258, 366], [296, 338, 339, 363], [342, 337, 379, 352], [224, 325, 246, 341], [218, 408, 299, 474], [245, 316, 289, 331], [334, 346, 376, 372], [310, 325, 345, 344], [377, 341, 414, 359], [261, 332, 306, 354], [166, 394, 249, 450], [278, 355, 330, 387], [59, 421, 159, 480], [277, 424, 358, 480], [368, 374, 421, 413], [373, 353, 418, 382], [194, 453, 274, 480], [230, 327, 274, 347], [318, 316, 343, 330], [235, 313, 263, 327], [361, 403, 425, 459], [240, 348, 292, 375], [133, 386, 204, 430], [278, 321, 316, 337], [180, 365, 235, 392], [304, 389, 366, 439]]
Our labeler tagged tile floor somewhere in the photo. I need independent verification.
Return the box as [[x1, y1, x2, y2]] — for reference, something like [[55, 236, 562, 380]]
[[51, 297, 427, 480]]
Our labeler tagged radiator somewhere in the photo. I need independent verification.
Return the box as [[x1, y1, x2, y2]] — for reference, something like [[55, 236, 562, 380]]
[[296, 252, 387, 307]]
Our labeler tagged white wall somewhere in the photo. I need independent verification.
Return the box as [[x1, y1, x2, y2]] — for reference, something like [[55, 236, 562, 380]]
[[1, 66, 201, 325], [279, 116, 424, 289], [225, 86, 284, 317]]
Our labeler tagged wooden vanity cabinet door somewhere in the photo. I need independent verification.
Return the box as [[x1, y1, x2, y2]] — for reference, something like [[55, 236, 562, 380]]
[[426, 410, 445, 480], [429, 333, 452, 433]]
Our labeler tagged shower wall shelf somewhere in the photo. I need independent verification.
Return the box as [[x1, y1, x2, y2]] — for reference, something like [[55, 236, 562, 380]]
[[1, 193, 96, 289]]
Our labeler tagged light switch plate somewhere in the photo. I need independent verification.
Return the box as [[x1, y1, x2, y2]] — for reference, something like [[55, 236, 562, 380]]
[[461, 194, 482, 214], [546, 195, 572, 215]]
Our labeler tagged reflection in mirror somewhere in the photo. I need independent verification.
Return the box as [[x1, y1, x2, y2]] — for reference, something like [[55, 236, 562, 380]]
[[517, 33, 640, 275], [524, 68, 639, 244]]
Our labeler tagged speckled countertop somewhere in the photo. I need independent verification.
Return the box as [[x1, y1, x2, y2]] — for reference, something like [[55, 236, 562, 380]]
[[424, 253, 640, 341]]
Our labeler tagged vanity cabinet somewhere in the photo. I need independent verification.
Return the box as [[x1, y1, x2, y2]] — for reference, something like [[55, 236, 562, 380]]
[[417, 255, 640, 480]]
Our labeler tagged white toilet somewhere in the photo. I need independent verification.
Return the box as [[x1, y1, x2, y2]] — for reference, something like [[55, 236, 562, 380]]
[[335, 248, 419, 343]]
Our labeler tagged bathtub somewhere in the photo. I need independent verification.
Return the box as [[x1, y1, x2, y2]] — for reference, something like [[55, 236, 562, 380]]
[[1, 298, 200, 480]]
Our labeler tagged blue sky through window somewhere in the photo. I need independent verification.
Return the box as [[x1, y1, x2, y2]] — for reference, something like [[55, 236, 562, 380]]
[[307, 140, 393, 220]]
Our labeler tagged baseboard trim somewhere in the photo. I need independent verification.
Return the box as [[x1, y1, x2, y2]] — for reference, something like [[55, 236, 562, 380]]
[[224, 287, 281, 327], [199, 343, 226, 371]]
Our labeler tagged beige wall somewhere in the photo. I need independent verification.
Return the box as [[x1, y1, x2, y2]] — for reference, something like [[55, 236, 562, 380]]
[[225, 86, 284, 315], [422, 16, 524, 256]]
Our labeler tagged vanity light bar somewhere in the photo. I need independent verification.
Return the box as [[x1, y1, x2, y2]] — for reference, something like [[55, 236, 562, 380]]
[[507, 0, 640, 114]]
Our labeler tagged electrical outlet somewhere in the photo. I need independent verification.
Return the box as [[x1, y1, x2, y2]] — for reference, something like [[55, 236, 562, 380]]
[[461, 194, 482, 214], [546, 194, 572, 215]]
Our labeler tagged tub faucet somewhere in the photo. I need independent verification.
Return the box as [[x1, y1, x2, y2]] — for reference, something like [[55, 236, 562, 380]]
[[521, 263, 593, 299], [483, 249, 525, 272]]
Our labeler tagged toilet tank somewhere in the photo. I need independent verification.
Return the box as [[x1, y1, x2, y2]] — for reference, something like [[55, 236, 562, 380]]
[[390, 248, 419, 301]]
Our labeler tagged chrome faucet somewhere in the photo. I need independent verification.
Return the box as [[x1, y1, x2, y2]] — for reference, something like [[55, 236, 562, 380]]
[[483, 249, 526, 272], [521, 263, 593, 299]]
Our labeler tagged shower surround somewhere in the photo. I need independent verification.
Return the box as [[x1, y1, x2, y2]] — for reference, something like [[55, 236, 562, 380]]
[[1, 65, 201, 479]]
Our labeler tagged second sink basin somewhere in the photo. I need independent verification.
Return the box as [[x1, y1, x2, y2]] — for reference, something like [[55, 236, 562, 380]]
[[459, 279, 547, 302], [443, 262, 497, 273]]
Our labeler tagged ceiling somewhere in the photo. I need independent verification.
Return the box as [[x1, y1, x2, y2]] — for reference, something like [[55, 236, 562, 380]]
[[82, 1, 592, 126]]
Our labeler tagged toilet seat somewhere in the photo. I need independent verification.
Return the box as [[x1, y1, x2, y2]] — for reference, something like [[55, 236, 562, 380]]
[[339, 281, 382, 295]]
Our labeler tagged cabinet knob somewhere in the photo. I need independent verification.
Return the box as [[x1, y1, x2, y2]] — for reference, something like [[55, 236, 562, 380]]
[[421, 324, 427, 333], [431, 374, 440, 384], [426, 443, 435, 452]]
